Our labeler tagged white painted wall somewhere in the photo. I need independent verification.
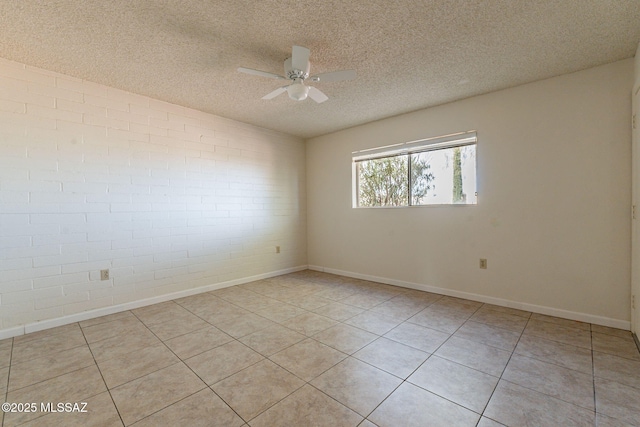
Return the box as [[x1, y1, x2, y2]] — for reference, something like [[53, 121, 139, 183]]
[[307, 59, 633, 326], [632, 42, 640, 334], [636, 42, 640, 82], [0, 58, 307, 334]]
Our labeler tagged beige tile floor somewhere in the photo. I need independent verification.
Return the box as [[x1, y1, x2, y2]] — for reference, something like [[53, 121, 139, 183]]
[[1, 270, 639, 426]]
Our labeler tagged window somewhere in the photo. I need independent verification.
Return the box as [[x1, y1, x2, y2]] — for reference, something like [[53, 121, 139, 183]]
[[353, 131, 477, 207]]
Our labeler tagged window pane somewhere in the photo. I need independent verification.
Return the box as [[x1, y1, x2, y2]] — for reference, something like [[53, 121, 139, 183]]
[[409, 153, 435, 205], [411, 145, 476, 205], [357, 156, 409, 207]]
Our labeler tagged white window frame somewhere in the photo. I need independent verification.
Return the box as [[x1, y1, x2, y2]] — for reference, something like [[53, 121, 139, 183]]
[[352, 131, 478, 208]]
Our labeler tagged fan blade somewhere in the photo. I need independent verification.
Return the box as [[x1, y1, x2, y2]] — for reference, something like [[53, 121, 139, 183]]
[[238, 67, 285, 80], [291, 46, 310, 72], [308, 86, 328, 103], [262, 86, 288, 100], [310, 69, 356, 83]]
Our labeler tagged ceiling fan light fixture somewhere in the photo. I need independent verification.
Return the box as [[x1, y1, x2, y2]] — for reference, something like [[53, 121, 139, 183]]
[[287, 81, 309, 101], [238, 45, 356, 103]]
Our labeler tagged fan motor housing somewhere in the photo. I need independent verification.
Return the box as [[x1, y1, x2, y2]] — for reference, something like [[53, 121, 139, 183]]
[[284, 58, 310, 80]]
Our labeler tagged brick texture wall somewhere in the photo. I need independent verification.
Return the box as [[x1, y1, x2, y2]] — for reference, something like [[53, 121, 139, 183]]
[[0, 58, 307, 332]]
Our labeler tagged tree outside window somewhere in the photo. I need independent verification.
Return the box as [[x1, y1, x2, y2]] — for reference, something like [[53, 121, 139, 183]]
[[355, 140, 476, 207]]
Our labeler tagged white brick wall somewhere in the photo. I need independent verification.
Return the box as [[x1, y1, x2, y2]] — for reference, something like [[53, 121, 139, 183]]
[[0, 58, 307, 332]]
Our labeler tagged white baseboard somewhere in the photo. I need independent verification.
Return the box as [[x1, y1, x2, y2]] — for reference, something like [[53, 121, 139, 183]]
[[0, 326, 24, 341], [309, 265, 631, 330], [2, 263, 630, 340], [0, 265, 308, 340]]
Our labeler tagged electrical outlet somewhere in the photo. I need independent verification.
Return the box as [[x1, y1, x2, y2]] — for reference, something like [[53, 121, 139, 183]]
[[276, 246, 281, 254], [479, 259, 487, 269], [100, 269, 110, 281]]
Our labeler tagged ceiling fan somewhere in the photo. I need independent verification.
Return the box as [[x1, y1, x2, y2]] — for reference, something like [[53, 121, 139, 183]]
[[237, 45, 356, 103]]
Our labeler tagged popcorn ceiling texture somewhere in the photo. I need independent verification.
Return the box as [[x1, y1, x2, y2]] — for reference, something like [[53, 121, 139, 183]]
[[0, 0, 638, 138]]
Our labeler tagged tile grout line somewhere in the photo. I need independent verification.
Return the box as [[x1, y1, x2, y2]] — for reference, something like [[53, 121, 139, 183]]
[[590, 326, 597, 427], [477, 309, 533, 425], [6, 271, 639, 426], [84, 308, 202, 424], [203, 275, 377, 425], [358, 300, 486, 424], [410, 302, 493, 420], [119, 306, 263, 425], [122, 308, 229, 424], [164, 278, 362, 425], [78, 321, 127, 427], [218, 276, 410, 424], [296, 274, 592, 422], [1, 338, 14, 427], [489, 315, 602, 425], [246, 277, 389, 423], [4, 326, 105, 427]]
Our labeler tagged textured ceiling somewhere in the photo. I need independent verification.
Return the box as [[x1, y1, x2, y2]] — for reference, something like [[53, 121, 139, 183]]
[[0, 1, 639, 138]]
